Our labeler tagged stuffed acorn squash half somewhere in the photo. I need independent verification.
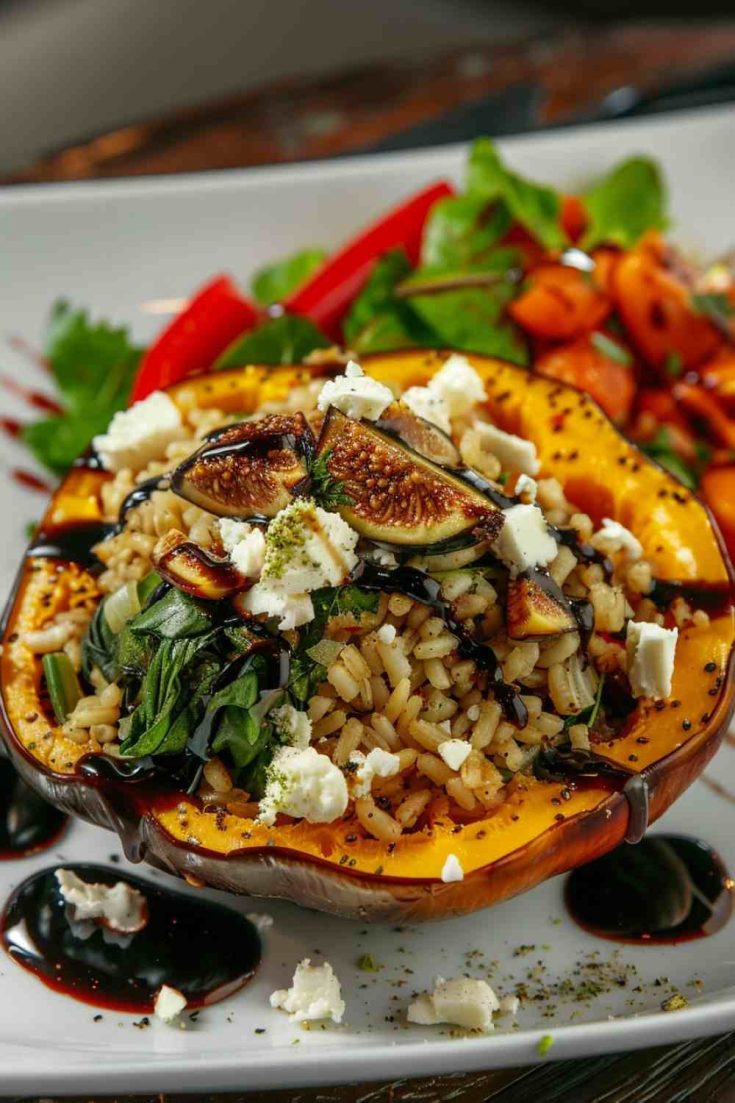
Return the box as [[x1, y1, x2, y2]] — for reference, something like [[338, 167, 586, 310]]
[[2, 350, 733, 921]]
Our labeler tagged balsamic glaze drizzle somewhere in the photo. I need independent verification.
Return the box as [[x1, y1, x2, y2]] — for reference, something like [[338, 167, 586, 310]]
[[1, 863, 261, 1011], [566, 835, 733, 943], [0, 758, 67, 859]]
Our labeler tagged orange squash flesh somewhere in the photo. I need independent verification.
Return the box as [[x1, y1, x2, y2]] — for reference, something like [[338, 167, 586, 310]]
[[1, 350, 734, 921]]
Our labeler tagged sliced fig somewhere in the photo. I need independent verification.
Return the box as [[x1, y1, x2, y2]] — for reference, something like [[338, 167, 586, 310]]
[[316, 407, 502, 547], [152, 530, 247, 600], [171, 414, 314, 519], [506, 570, 577, 641], [376, 402, 461, 468]]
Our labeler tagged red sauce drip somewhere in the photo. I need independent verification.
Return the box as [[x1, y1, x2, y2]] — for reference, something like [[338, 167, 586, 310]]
[[566, 834, 733, 944], [0, 374, 61, 414], [0, 417, 23, 440], [11, 469, 53, 494], [1, 863, 262, 1013], [0, 759, 68, 860]]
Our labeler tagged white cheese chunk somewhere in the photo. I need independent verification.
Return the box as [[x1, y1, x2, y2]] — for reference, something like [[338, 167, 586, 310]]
[[514, 473, 538, 503], [258, 746, 348, 826], [349, 747, 401, 797], [270, 959, 345, 1023], [499, 994, 520, 1016], [261, 498, 359, 594], [440, 853, 464, 883], [407, 977, 499, 1032], [472, 421, 539, 476], [427, 354, 486, 418], [493, 504, 557, 574], [246, 912, 274, 932], [438, 739, 471, 772], [92, 391, 182, 473], [154, 985, 187, 1023], [626, 621, 678, 699], [56, 869, 147, 933], [366, 545, 398, 569], [401, 386, 451, 433], [377, 622, 397, 644], [317, 360, 393, 421], [230, 529, 267, 578], [241, 584, 314, 630], [270, 703, 312, 749], [591, 518, 643, 561]]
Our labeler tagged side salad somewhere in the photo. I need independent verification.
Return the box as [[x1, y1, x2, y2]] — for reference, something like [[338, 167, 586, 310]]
[[19, 138, 735, 559]]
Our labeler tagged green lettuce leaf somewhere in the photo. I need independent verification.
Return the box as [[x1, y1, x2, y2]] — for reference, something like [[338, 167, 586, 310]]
[[581, 157, 667, 250], [343, 250, 432, 353], [251, 248, 327, 306], [215, 314, 330, 368], [289, 585, 378, 703]]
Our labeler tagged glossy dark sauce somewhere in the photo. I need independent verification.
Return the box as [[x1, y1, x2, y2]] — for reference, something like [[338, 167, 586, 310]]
[[28, 521, 113, 568], [566, 834, 733, 943], [1, 863, 261, 1012], [0, 758, 67, 859], [117, 475, 170, 527], [648, 578, 732, 615]]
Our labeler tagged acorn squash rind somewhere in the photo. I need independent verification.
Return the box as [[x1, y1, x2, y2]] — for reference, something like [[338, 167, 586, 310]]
[[1, 349, 734, 921]]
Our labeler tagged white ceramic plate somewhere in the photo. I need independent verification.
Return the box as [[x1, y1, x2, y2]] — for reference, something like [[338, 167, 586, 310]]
[[1, 105, 735, 1095]]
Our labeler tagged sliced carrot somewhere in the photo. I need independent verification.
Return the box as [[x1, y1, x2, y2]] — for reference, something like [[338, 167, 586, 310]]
[[673, 382, 735, 450], [510, 264, 610, 341], [535, 334, 635, 424], [560, 195, 587, 243], [700, 349, 735, 414], [612, 236, 721, 374]]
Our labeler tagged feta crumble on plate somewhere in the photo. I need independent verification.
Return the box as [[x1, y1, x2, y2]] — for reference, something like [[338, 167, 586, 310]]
[[270, 959, 345, 1023], [56, 869, 147, 933], [493, 503, 558, 573], [440, 854, 464, 883], [154, 984, 187, 1023], [473, 421, 540, 476], [401, 385, 451, 433], [407, 977, 500, 1032]]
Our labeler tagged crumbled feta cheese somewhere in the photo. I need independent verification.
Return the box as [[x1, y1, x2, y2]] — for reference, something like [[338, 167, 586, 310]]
[[438, 739, 471, 772], [246, 912, 274, 932], [241, 499, 359, 628], [377, 622, 397, 644], [270, 959, 345, 1023], [499, 994, 520, 1016], [92, 391, 182, 473], [241, 584, 314, 630], [440, 853, 464, 883], [473, 421, 540, 476], [591, 518, 643, 561], [270, 703, 312, 749], [261, 499, 359, 593], [218, 518, 251, 554], [258, 746, 348, 826], [401, 386, 451, 433], [317, 360, 393, 421], [514, 473, 538, 503], [231, 530, 267, 578], [366, 545, 398, 569], [154, 985, 187, 1023], [626, 621, 678, 699], [493, 504, 557, 574], [407, 977, 499, 1032], [349, 747, 401, 797], [56, 869, 147, 933], [428, 354, 486, 418], [467, 704, 481, 722]]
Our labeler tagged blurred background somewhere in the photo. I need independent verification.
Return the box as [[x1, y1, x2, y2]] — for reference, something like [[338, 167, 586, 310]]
[[3, 0, 735, 183]]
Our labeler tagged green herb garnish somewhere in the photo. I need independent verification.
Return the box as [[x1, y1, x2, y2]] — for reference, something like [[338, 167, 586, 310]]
[[356, 953, 380, 972], [22, 301, 142, 474], [308, 450, 353, 510], [590, 331, 632, 366], [564, 674, 605, 731], [537, 1034, 555, 1056]]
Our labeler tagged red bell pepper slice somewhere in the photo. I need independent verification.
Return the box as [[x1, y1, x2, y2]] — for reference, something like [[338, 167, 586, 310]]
[[130, 275, 259, 403], [284, 180, 454, 339]]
